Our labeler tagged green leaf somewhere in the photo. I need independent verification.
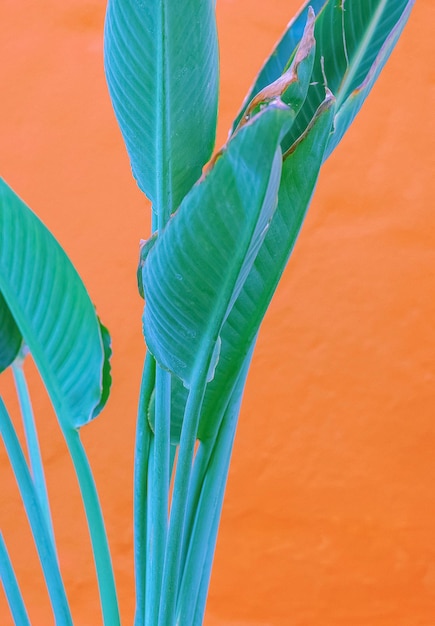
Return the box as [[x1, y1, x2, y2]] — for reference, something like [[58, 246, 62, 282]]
[[0, 399, 73, 625], [198, 94, 336, 440], [104, 0, 219, 221], [142, 103, 294, 389], [324, 0, 415, 158], [233, 0, 415, 155], [159, 95, 335, 443], [0, 179, 111, 429], [0, 292, 22, 373]]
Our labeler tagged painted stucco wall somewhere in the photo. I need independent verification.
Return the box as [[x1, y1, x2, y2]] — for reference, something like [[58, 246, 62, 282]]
[[1, 1, 434, 624]]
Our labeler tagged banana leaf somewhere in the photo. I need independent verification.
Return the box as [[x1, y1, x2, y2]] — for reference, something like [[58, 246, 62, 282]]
[[0, 179, 111, 429], [104, 0, 219, 221]]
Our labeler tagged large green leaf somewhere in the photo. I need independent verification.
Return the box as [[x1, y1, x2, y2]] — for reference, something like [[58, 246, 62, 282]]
[[144, 16, 317, 438], [0, 292, 22, 373], [142, 103, 294, 389], [0, 179, 110, 429], [150, 95, 335, 443], [233, 0, 415, 155], [104, 0, 219, 220], [199, 95, 336, 440]]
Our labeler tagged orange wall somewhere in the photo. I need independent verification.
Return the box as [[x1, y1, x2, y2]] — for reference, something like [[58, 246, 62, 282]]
[[1, 1, 434, 624]]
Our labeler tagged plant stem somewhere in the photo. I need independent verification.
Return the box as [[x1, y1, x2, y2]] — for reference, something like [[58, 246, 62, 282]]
[[0, 398, 73, 625], [134, 354, 155, 626], [158, 375, 207, 626], [176, 351, 252, 624], [0, 532, 31, 626], [12, 359, 55, 545], [64, 427, 120, 626], [146, 365, 171, 625]]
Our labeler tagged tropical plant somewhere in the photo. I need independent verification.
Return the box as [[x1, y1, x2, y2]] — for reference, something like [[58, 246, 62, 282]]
[[0, 0, 415, 624]]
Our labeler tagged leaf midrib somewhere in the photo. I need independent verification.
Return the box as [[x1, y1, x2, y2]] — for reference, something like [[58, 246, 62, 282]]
[[336, 0, 388, 109], [156, 0, 180, 231]]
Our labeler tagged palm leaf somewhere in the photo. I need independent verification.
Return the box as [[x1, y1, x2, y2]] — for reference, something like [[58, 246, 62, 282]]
[[104, 0, 219, 220], [0, 179, 110, 429]]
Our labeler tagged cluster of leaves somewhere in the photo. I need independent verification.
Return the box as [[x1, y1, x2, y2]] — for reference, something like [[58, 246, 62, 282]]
[[0, 0, 414, 624]]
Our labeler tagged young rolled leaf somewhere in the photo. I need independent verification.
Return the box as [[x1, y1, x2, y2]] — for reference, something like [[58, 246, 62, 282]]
[[0, 179, 111, 428], [233, 0, 415, 156], [232, 0, 327, 131], [104, 0, 219, 220], [234, 7, 316, 131], [0, 292, 22, 373], [142, 103, 294, 390]]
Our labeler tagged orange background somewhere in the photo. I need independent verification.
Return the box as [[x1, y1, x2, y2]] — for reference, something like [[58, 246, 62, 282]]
[[1, 1, 434, 624]]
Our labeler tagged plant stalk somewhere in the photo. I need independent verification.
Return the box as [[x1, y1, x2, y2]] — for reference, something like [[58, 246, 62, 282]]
[[0, 532, 31, 626], [0, 399, 73, 625], [64, 427, 120, 626], [134, 354, 155, 626], [12, 359, 55, 545]]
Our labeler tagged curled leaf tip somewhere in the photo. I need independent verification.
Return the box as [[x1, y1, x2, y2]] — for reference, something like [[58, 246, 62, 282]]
[[294, 7, 315, 66], [235, 7, 316, 132]]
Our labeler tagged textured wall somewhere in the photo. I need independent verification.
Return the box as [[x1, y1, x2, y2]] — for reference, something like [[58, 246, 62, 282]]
[[1, 1, 434, 624]]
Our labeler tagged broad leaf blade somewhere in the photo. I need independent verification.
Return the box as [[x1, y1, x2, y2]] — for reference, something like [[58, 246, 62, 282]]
[[104, 0, 219, 217], [0, 180, 110, 428], [198, 94, 336, 440], [142, 103, 294, 388], [0, 293, 22, 373]]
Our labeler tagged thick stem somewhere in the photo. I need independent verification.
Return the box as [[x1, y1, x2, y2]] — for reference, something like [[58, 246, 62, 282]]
[[134, 354, 155, 626], [146, 366, 171, 626], [157, 374, 207, 626], [176, 350, 252, 625]]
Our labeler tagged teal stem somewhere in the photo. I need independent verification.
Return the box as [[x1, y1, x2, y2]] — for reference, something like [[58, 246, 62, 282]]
[[169, 442, 177, 485], [147, 366, 171, 625], [12, 359, 55, 546], [180, 345, 255, 577], [191, 496, 222, 626], [176, 351, 252, 625], [0, 398, 73, 625], [134, 353, 156, 626], [178, 440, 212, 571], [158, 374, 207, 626], [0, 532, 31, 626], [64, 427, 120, 626]]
